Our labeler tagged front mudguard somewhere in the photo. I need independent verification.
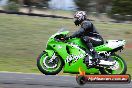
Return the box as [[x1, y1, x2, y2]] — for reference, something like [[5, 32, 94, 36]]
[[45, 50, 55, 58]]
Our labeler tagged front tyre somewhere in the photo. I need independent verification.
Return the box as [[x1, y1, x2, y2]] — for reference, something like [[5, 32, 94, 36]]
[[37, 51, 63, 75], [100, 54, 127, 74]]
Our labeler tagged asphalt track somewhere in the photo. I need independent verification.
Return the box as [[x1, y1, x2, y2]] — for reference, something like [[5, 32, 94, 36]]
[[0, 72, 131, 88]]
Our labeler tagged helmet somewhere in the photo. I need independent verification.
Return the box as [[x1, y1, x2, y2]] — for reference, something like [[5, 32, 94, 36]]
[[74, 11, 87, 26]]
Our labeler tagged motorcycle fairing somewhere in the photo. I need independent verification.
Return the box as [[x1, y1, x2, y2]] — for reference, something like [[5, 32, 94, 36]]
[[45, 31, 125, 74]]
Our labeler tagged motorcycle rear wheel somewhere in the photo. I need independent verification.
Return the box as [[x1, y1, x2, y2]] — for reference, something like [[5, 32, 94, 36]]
[[100, 54, 127, 74]]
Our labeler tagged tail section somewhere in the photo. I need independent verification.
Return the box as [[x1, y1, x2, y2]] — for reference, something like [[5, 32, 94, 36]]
[[95, 40, 125, 52]]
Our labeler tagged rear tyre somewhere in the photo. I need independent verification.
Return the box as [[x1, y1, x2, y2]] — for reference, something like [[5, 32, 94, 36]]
[[37, 51, 63, 75], [100, 54, 127, 74]]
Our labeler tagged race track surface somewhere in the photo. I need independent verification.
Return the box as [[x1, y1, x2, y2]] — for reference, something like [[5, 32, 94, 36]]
[[0, 72, 131, 88]]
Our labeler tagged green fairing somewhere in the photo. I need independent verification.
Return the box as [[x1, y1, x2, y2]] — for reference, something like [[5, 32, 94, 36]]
[[39, 31, 126, 75]]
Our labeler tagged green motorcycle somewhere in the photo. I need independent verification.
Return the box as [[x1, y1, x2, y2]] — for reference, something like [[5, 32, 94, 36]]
[[37, 30, 127, 75]]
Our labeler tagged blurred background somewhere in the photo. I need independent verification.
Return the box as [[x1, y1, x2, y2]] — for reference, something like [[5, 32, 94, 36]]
[[0, 0, 132, 22], [0, 0, 132, 75]]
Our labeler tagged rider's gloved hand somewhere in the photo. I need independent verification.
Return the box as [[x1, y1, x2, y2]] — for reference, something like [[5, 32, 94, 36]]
[[65, 35, 74, 40], [65, 36, 70, 40]]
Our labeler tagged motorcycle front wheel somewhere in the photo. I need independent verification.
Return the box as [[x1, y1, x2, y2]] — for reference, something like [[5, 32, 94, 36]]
[[37, 51, 64, 75]]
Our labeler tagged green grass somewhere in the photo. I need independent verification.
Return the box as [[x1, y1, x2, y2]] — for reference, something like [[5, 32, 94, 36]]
[[0, 13, 132, 75]]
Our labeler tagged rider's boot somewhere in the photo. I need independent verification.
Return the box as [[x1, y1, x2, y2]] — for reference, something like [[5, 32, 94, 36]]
[[84, 42, 101, 67], [84, 50, 100, 68], [89, 50, 100, 66]]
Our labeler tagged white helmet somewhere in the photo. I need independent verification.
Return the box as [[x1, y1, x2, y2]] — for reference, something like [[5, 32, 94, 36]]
[[74, 11, 87, 21], [74, 11, 87, 26]]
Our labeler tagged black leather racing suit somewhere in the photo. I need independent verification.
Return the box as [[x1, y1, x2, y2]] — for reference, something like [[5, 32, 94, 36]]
[[71, 20, 104, 61]]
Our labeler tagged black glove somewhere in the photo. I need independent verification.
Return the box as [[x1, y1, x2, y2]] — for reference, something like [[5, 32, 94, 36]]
[[65, 36, 70, 40]]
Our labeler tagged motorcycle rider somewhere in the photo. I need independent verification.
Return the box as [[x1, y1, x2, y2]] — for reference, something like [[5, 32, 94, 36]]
[[68, 11, 114, 67]]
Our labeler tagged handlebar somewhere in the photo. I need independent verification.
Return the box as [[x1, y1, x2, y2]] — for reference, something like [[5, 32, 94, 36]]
[[54, 34, 67, 42]]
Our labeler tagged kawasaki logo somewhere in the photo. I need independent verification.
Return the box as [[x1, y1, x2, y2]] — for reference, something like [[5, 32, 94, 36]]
[[65, 54, 84, 63]]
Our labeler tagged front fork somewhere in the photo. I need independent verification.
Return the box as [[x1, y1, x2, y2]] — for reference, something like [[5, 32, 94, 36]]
[[45, 50, 56, 63], [48, 53, 57, 63]]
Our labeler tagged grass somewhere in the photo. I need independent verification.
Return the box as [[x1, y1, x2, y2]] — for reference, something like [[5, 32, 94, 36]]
[[0, 13, 132, 75]]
